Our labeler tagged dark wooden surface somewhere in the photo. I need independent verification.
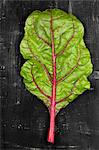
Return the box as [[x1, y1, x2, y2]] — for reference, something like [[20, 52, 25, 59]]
[[0, 0, 99, 149]]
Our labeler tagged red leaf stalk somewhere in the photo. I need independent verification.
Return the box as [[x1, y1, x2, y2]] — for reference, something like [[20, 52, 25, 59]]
[[47, 13, 56, 144]]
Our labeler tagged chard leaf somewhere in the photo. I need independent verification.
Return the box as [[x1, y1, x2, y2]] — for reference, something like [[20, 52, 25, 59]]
[[20, 9, 93, 143]]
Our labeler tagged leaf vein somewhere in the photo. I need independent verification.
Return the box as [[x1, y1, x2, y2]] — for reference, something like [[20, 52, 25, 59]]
[[31, 65, 51, 100]]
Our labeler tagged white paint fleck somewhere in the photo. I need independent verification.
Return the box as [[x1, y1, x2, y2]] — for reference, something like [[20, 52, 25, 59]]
[[92, 71, 99, 79], [90, 87, 94, 91], [16, 100, 20, 105], [55, 0, 58, 8], [92, 14, 95, 22], [0, 65, 6, 70], [68, 0, 72, 14], [13, 82, 17, 87], [17, 124, 22, 129]]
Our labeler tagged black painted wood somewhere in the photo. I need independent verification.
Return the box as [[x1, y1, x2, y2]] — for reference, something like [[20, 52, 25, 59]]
[[1, 0, 99, 149]]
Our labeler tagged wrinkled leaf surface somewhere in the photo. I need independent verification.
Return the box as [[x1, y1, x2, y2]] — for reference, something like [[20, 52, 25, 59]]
[[20, 9, 93, 112]]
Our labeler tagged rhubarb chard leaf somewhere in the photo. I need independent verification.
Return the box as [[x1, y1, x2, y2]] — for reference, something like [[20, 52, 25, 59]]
[[20, 9, 93, 143], [20, 9, 93, 112]]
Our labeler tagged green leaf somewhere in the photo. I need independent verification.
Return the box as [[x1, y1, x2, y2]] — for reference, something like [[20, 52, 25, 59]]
[[20, 9, 93, 112]]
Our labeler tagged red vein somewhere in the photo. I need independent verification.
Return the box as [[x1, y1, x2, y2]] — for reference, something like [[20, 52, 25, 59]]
[[42, 15, 64, 22], [31, 66, 51, 100], [54, 23, 66, 32], [56, 21, 75, 57], [56, 78, 80, 104], [42, 64, 53, 83], [56, 93, 72, 104], [27, 18, 51, 47], [53, 15, 65, 20], [40, 25, 50, 41], [57, 56, 80, 84], [28, 47, 52, 83], [37, 35, 51, 47]]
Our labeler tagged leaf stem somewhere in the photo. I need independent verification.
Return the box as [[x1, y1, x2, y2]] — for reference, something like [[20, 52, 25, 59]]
[[47, 12, 56, 144]]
